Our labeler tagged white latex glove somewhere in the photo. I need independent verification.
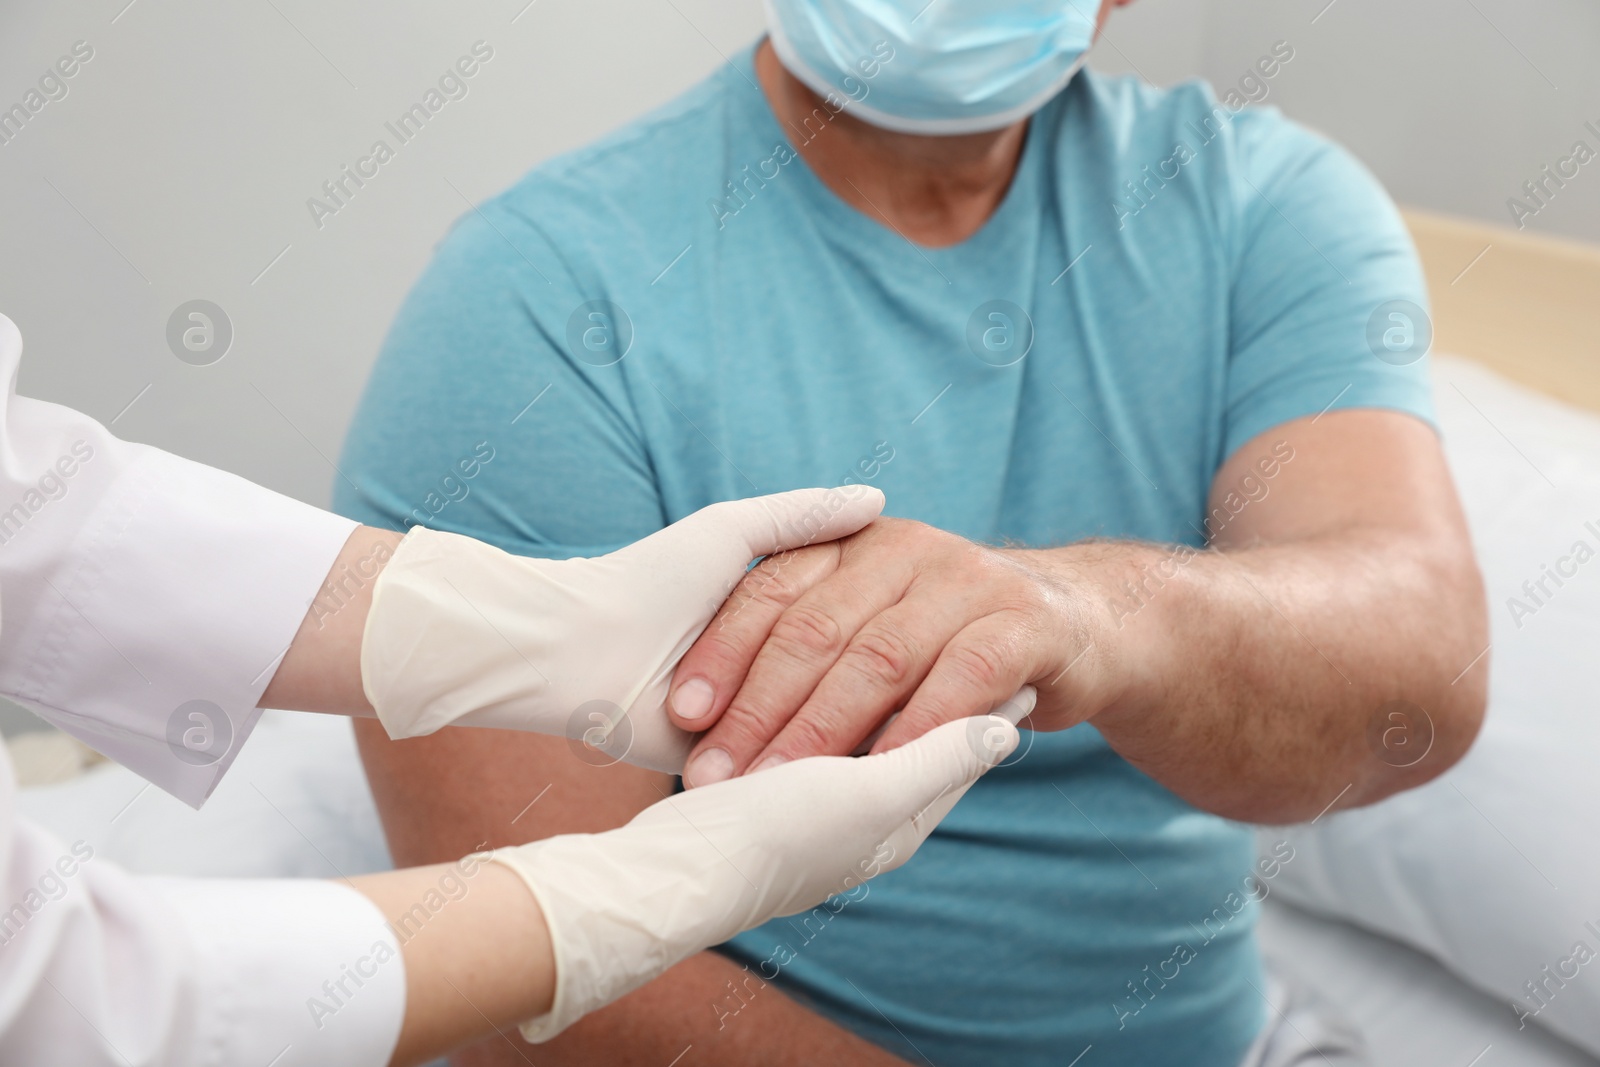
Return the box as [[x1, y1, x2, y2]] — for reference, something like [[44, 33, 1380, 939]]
[[360, 487, 885, 772], [491, 689, 1033, 1041]]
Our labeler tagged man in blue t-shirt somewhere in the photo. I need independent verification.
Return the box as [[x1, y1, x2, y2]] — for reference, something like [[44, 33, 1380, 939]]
[[336, 2, 1488, 1064]]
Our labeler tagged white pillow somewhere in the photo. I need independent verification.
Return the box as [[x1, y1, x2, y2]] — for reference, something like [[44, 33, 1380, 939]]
[[1267, 354, 1600, 1057]]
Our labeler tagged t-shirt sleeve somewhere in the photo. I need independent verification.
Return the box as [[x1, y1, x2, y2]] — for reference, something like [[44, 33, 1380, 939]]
[[334, 198, 665, 559], [1221, 108, 1436, 460]]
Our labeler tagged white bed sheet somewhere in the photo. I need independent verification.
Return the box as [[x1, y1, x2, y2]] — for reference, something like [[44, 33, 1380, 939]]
[[13, 708, 392, 880], [1260, 898, 1599, 1067], [24, 716, 1598, 1067]]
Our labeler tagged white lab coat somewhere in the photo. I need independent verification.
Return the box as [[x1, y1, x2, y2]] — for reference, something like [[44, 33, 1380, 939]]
[[0, 314, 405, 1066]]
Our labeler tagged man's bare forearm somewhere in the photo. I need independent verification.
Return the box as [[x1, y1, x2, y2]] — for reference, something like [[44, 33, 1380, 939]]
[[1028, 526, 1486, 822], [1027, 413, 1488, 823]]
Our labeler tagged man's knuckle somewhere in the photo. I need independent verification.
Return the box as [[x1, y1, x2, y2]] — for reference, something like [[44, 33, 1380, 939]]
[[784, 710, 847, 755], [716, 697, 780, 746], [746, 571, 797, 608], [946, 641, 1010, 691], [687, 630, 740, 672], [844, 627, 920, 685], [769, 603, 845, 658], [713, 576, 765, 625], [745, 551, 825, 607]]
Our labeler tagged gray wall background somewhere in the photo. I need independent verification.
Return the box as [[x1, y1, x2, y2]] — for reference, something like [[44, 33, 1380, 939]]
[[2, 0, 1595, 507], [0, 0, 1595, 735]]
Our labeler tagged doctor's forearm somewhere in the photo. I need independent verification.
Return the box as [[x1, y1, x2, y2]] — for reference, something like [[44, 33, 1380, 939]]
[[259, 525, 402, 715], [352, 724, 915, 1067], [348, 862, 556, 1067]]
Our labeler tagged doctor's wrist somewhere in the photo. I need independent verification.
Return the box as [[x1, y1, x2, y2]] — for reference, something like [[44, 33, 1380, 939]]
[[259, 524, 403, 715], [351, 859, 556, 1067]]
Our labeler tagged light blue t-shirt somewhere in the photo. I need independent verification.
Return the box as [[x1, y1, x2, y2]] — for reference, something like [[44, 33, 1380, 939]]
[[336, 47, 1432, 1067]]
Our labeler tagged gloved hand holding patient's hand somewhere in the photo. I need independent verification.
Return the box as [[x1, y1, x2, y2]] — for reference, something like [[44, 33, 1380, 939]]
[[488, 706, 1022, 1041], [359, 486, 885, 772]]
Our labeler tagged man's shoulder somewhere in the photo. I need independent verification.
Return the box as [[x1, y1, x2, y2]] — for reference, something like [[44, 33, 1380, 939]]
[[1051, 66, 1359, 241], [1063, 67, 1325, 166]]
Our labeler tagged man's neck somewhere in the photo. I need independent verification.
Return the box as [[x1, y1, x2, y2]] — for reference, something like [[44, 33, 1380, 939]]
[[754, 40, 1028, 248]]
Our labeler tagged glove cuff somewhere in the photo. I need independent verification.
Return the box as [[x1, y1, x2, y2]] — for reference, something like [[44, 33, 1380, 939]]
[[361, 527, 555, 738], [486, 843, 585, 1041], [488, 833, 706, 1042]]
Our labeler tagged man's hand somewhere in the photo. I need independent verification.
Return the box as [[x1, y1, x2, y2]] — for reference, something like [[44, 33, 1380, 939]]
[[670, 411, 1488, 823], [667, 517, 1114, 787]]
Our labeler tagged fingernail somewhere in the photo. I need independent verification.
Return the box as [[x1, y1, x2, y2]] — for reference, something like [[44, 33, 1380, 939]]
[[752, 755, 788, 774], [671, 678, 715, 723], [687, 747, 733, 788]]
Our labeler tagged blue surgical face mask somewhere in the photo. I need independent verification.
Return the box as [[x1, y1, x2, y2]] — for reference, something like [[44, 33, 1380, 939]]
[[764, 0, 1100, 136]]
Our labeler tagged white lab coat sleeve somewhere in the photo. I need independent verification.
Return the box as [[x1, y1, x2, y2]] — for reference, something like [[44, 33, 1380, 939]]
[[0, 314, 357, 807], [0, 757, 404, 1067]]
